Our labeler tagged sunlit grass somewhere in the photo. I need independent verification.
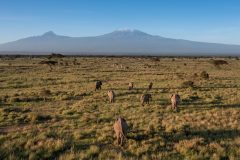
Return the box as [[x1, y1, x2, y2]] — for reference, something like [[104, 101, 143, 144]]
[[0, 56, 240, 159]]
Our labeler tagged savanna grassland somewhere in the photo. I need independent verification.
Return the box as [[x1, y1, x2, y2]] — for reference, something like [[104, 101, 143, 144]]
[[0, 56, 240, 160]]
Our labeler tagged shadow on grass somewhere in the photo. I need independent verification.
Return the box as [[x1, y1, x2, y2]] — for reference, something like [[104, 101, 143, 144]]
[[196, 85, 240, 89], [190, 129, 240, 141], [164, 129, 240, 144], [211, 104, 240, 108]]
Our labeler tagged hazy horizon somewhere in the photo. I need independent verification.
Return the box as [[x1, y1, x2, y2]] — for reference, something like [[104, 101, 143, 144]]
[[1, 29, 240, 55], [1, 0, 240, 45], [1, 29, 240, 46]]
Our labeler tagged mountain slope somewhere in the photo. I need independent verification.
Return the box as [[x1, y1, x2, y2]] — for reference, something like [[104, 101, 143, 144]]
[[0, 30, 240, 55]]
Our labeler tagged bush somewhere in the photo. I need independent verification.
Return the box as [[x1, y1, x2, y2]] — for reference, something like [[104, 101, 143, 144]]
[[151, 57, 160, 61], [193, 73, 198, 78], [39, 89, 51, 96], [181, 81, 194, 88], [39, 89, 51, 101], [48, 53, 64, 59], [28, 113, 52, 123], [8, 97, 21, 103], [211, 60, 228, 67], [179, 124, 191, 136], [39, 60, 58, 65], [200, 71, 209, 79]]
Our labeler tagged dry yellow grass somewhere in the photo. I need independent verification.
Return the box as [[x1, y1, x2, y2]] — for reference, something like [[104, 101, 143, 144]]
[[0, 56, 240, 159]]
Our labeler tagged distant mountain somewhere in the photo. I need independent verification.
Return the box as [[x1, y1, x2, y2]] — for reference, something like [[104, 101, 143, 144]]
[[0, 29, 240, 55]]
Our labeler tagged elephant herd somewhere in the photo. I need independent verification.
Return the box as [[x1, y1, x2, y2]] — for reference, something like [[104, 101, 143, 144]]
[[94, 80, 181, 146]]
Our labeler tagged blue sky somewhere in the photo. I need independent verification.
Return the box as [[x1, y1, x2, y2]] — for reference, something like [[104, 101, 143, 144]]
[[0, 0, 240, 44]]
